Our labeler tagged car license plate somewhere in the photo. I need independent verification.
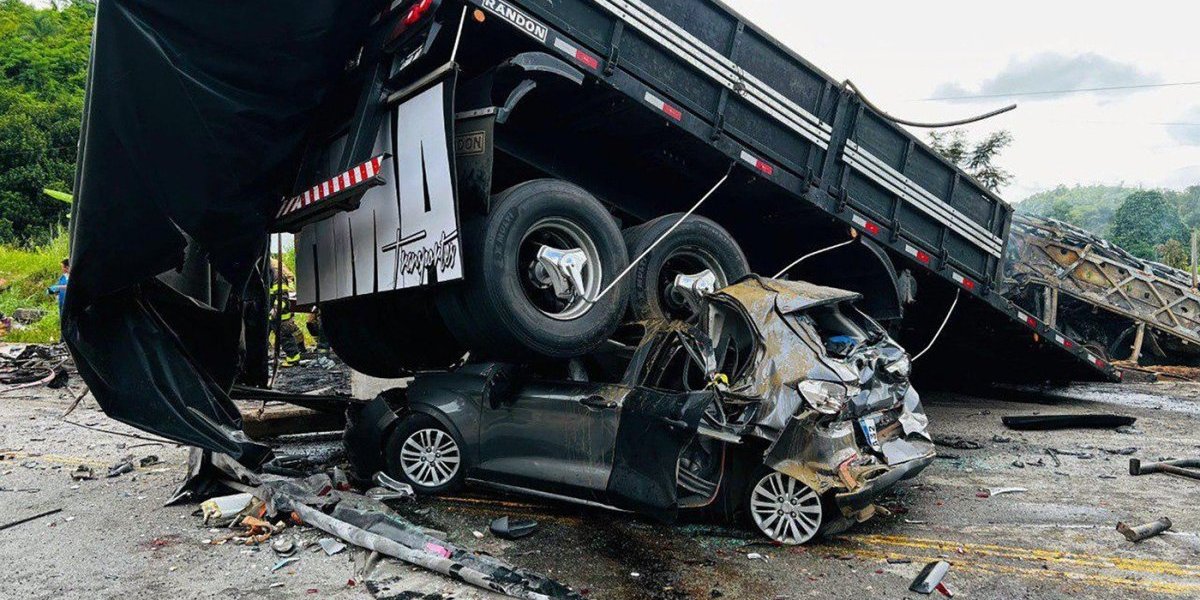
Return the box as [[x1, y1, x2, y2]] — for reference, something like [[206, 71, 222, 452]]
[[859, 416, 880, 450]]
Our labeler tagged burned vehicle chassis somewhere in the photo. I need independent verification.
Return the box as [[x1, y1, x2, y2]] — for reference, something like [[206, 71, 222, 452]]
[[348, 277, 934, 544]]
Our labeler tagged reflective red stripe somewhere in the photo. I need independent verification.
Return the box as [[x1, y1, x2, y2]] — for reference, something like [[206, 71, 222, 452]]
[[575, 50, 599, 70], [279, 155, 387, 218]]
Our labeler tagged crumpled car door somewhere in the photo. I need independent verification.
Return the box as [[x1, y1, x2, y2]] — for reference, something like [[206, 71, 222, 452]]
[[604, 387, 717, 522]]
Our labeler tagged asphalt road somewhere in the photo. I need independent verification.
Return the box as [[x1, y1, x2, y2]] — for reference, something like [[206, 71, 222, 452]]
[[1, 376, 1198, 599]]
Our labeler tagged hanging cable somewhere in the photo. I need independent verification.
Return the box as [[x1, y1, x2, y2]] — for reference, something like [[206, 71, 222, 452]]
[[912, 289, 960, 362], [583, 164, 733, 305], [843, 80, 1016, 129], [773, 236, 857, 279], [449, 6, 468, 64]]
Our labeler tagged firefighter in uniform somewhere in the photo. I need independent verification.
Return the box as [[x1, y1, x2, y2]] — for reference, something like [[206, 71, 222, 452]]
[[271, 262, 306, 367]]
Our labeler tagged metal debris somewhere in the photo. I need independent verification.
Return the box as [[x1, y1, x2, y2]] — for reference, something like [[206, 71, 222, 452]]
[[1129, 458, 1200, 481], [0, 508, 63, 532], [1117, 517, 1172, 542], [490, 516, 539, 540], [909, 560, 952, 596], [318, 538, 347, 556], [1002, 414, 1136, 431]]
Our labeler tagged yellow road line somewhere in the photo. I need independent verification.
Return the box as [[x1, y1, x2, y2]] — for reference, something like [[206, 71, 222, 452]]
[[851, 548, 1200, 596], [854, 533, 1200, 578], [2, 451, 114, 470]]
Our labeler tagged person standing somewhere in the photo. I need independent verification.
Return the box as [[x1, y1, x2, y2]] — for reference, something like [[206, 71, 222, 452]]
[[271, 260, 306, 367], [48, 258, 69, 313]]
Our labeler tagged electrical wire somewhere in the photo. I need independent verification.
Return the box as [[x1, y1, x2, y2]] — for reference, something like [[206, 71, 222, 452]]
[[583, 164, 733, 305], [911, 289, 960, 362], [772, 237, 857, 278], [923, 80, 1200, 101], [844, 79, 1017, 128]]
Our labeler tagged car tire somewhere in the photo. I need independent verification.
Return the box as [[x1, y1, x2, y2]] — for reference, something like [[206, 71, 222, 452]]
[[384, 412, 465, 495], [742, 467, 825, 545], [321, 291, 465, 378], [438, 179, 629, 359], [623, 214, 749, 322]]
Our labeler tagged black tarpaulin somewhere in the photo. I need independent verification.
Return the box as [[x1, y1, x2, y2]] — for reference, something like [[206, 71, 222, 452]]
[[66, 0, 381, 464]]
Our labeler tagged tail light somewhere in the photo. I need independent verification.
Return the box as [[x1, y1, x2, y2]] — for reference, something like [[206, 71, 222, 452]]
[[402, 0, 434, 27]]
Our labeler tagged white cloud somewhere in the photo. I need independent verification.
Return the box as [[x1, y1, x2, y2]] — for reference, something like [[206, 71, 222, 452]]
[[932, 53, 1160, 102], [722, 0, 1200, 199]]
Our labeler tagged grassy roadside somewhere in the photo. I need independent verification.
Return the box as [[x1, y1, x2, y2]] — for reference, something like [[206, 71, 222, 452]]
[[0, 232, 68, 343]]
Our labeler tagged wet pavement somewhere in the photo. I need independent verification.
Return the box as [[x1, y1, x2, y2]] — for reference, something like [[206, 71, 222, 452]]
[[1, 375, 1198, 599]]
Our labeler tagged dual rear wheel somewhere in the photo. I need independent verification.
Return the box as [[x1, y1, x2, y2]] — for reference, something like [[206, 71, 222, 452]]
[[323, 178, 750, 373]]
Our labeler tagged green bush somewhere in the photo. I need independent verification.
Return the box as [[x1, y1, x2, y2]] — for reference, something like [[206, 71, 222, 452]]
[[0, 230, 68, 342]]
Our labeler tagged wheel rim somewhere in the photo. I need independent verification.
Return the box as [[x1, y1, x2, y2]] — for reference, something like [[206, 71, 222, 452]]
[[749, 471, 822, 545], [660, 248, 726, 321], [518, 217, 603, 321], [399, 428, 461, 488]]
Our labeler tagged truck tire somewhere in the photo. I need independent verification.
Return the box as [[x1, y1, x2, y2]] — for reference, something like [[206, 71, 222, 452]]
[[623, 214, 749, 322], [438, 179, 629, 359], [321, 291, 465, 378]]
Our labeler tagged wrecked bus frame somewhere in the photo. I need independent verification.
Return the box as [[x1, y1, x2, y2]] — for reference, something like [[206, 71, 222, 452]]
[[1006, 214, 1200, 365], [347, 277, 934, 544]]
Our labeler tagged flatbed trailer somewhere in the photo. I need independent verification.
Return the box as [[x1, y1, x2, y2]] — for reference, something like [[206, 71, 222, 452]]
[[277, 0, 1120, 383]]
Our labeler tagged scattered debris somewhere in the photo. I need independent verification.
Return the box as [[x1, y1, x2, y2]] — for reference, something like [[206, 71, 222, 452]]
[[985, 487, 1027, 498], [909, 560, 952, 596], [271, 556, 300, 572], [933, 435, 983, 450], [1002, 414, 1136, 431], [200, 493, 255, 525], [1129, 458, 1200, 481], [139, 455, 161, 467], [106, 459, 134, 478], [0, 508, 63, 532], [746, 552, 768, 561], [1117, 517, 1172, 542], [70, 465, 95, 481], [490, 516, 538, 540], [271, 538, 296, 556], [319, 538, 347, 556]]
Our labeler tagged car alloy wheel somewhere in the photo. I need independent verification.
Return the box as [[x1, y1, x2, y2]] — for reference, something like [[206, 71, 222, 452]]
[[398, 428, 461, 489], [749, 471, 823, 544]]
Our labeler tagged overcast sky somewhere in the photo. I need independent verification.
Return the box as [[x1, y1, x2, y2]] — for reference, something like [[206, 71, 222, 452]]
[[722, 0, 1199, 202]]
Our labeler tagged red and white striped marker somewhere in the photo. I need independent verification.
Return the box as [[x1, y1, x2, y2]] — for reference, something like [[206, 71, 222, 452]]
[[951, 271, 976, 291], [1054, 334, 1074, 348], [1087, 353, 1105, 368], [1016, 311, 1037, 328], [851, 214, 881, 236], [904, 244, 931, 264], [740, 150, 774, 176], [278, 155, 384, 218], [643, 92, 682, 122], [553, 37, 599, 70]]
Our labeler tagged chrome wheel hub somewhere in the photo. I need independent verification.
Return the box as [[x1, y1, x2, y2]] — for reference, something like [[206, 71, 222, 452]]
[[399, 428, 460, 488], [519, 217, 603, 321], [749, 471, 822, 544]]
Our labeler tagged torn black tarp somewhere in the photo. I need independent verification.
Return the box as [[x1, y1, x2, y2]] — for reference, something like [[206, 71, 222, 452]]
[[66, 0, 382, 464]]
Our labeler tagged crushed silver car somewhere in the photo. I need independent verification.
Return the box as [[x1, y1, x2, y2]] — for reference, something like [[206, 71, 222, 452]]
[[347, 276, 934, 544]]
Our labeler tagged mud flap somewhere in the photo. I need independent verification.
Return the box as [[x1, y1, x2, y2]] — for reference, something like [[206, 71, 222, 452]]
[[295, 71, 464, 305], [605, 389, 717, 521]]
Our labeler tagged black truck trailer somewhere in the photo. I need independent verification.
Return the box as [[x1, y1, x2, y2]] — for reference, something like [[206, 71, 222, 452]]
[[276, 0, 1119, 384]]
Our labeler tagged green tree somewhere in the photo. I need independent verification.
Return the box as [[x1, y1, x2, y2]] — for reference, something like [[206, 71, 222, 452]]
[[0, 0, 94, 245], [928, 129, 1013, 192], [1156, 238, 1189, 270], [1108, 190, 1187, 260]]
